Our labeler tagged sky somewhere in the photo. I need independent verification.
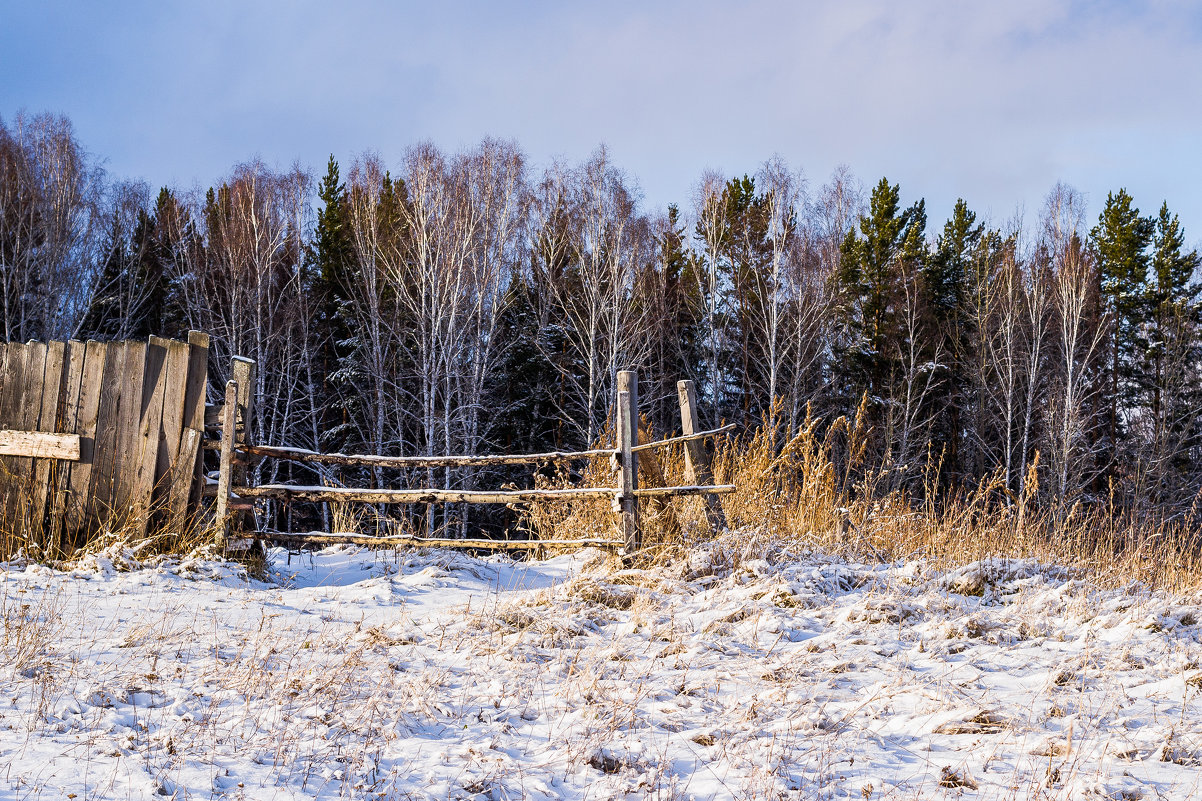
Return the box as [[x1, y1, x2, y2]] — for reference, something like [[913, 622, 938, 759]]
[[2, 0, 1201, 240]]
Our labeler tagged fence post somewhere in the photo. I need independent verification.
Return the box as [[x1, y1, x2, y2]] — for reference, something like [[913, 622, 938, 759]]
[[616, 370, 640, 553], [231, 356, 256, 535], [231, 357, 256, 450], [214, 379, 237, 549], [678, 379, 728, 533]]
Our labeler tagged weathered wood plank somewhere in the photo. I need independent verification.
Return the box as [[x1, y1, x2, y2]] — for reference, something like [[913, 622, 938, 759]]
[[107, 340, 147, 528], [0, 343, 13, 427], [167, 428, 202, 536], [30, 341, 66, 548], [0, 431, 80, 459], [182, 331, 209, 522], [129, 339, 167, 537], [87, 342, 127, 529], [153, 339, 189, 494], [66, 342, 107, 539], [8, 344, 47, 537], [153, 338, 190, 535], [48, 341, 87, 551], [231, 356, 255, 447], [0, 343, 18, 528]]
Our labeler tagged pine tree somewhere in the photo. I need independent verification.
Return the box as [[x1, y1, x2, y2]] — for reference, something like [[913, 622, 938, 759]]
[[1143, 202, 1202, 501], [1091, 189, 1154, 466], [836, 178, 924, 403], [719, 176, 772, 423], [924, 199, 985, 477]]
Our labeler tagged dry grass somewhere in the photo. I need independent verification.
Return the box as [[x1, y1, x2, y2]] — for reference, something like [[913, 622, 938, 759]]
[[524, 402, 1202, 594], [0, 462, 219, 564], [3, 399, 1201, 595]]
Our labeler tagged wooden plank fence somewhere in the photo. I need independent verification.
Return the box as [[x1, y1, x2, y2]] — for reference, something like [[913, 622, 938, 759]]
[[0, 333, 209, 555], [1, 336, 732, 559], [211, 370, 732, 554]]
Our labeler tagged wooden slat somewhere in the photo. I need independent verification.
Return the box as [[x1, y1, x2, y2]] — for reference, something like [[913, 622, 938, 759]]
[[87, 342, 126, 529], [66, 342, 107, 539], [129, 339, 167, 537], [30, 341, 66, 546], [152, 338, 190, 535], [0, 343, 17, 528], [181, 331, 209, 523], [107, 341, 146, 528], [8, 344, 47, 536], [168, 428, 203, 535], [0, 343, 13, 427], [0, 431, 80, 459], [153, 339, 189, 511], [48, 341, 87, 551]]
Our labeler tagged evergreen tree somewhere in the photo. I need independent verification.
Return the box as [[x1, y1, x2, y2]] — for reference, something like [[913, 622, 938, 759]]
[[307, 156, 358, 448], [835, 178, 926, 403], [636, 204, 706, 431], [1091, 189, 1154, 465], [718, 176, 772, 423], [924, 199, 985, 477], [1143, 202, 1202, 501]]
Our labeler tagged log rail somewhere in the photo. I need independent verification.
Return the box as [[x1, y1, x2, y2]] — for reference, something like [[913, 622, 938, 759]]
[[211, 373, 732, 555]]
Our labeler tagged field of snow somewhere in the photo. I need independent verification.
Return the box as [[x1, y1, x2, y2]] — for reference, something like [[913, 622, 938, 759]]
[[2, 538, 1202, 800]]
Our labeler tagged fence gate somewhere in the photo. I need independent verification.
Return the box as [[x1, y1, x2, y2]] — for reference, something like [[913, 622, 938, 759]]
[[0, 332, 209, 556]]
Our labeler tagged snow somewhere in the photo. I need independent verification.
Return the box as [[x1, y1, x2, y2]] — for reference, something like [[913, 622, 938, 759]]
[[2, 541, 1202, 799]]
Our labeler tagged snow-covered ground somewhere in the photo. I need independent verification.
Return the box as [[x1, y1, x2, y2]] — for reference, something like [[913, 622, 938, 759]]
[[2, 539, 1202, 800]]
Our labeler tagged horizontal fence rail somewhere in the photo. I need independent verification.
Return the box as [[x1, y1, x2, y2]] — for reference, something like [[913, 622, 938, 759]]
[[208, 442, 617, 468], [211, 371, 733, 554], [243, 533, 629, 551]]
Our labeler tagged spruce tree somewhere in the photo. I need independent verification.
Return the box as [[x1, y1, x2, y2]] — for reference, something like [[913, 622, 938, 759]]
[[1144, 202, 1202, 500], [307, 156, 357, 449], [925, 199, 985, 477]]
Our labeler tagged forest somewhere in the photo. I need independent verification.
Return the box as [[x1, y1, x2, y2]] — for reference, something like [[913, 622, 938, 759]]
[[3, 110, 1201, 536]]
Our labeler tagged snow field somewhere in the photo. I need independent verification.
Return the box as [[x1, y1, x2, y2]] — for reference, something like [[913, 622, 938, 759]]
[[1, 540, 1202, 799]]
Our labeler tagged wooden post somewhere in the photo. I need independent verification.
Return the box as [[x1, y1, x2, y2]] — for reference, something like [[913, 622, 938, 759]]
[[231, 356, 256, 449], [616, 370, 640, 553], [678, 379, 728, 533], [214, 379, 237, 549], [231, 356, 256, 537]]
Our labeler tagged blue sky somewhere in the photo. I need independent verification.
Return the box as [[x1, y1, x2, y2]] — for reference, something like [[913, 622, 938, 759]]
[[2, 0, 1200, 240]]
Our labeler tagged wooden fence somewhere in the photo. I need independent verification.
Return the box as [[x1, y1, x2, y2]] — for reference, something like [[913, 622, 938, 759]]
[[211, 370, 733, 553], [0, 333, 209, 554], [0, 337, 732, 558]]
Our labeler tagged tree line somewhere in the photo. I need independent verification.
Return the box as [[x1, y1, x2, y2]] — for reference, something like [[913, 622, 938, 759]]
[[3, 111, 1201, 535]]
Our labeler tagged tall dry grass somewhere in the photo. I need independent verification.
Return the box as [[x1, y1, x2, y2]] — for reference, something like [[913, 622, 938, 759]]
[[524, 402, 1202, 593], [0, 463, 215, 563]]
